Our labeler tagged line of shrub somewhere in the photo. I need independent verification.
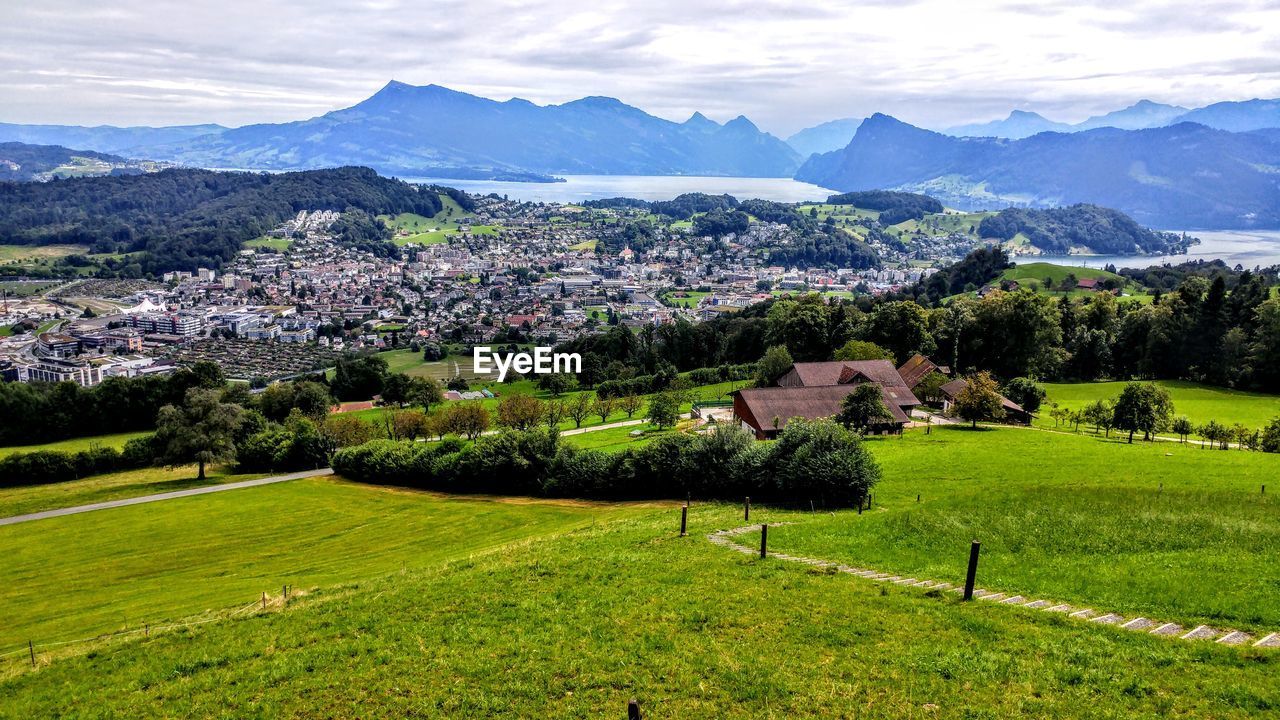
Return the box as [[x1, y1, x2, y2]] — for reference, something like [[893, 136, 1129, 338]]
[[332, 418, 880, 506], [0, 436, 158, 488]]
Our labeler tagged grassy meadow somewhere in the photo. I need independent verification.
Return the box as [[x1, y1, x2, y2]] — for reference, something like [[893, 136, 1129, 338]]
[[1041, 379, 1280, 432], [0, 476, 640, 648], [2, 475, 1276, 717], [0, 464, 263, 518], [754, 425, 1280, 632], [0, 430, 152, 459], [0, 244, 90, 263]]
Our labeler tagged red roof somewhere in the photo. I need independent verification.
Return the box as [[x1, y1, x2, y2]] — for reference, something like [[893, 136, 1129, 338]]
[[734, 383, 911, 432]]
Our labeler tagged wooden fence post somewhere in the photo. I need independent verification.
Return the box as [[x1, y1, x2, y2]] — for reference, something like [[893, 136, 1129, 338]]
[[759, 524, 768, 559], [744, 496, 750, 522], [680, 505, 688, 537], [963, 540, 981, 600], [628, 698, 642, 719]]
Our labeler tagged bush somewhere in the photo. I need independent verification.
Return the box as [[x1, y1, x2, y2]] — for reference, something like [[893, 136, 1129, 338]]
[[332, 419, 879, 505], [0, 440, 158, 488]]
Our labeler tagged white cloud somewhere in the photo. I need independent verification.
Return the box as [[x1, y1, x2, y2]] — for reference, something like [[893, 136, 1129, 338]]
[[1, 0, 1278, 134]]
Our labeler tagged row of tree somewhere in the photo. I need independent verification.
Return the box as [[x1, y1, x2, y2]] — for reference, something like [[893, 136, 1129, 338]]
[[332, 419, 880, 505]]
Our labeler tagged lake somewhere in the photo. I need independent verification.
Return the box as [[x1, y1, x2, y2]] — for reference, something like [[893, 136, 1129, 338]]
[[402, 174, 837, 203], [1035, 230, 1280, 271]]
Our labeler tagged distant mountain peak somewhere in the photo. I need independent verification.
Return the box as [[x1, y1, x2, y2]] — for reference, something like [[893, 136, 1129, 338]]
[[683, 112, 721, 131], [723, 115, 760, 132]]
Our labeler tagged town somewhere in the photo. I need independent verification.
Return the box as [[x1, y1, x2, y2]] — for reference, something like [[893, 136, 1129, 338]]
[[0, 191, 959, 386]]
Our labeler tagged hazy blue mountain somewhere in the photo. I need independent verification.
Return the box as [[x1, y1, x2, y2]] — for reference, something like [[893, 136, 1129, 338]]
[[785, 118, 862, 158], [946, 110, 1071, 139], [1074, 100, 1187, 130], [1172, 99, 1280, 132], [140, 81, 801, 179], [796, 114, 1280, 228], [0, 123, 226, 155]]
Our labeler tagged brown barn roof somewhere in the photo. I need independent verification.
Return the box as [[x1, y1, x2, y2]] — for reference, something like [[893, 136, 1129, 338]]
[[897, 353, 939, 389], [785, 360, 913, 391], [734, 384, 911, 433]]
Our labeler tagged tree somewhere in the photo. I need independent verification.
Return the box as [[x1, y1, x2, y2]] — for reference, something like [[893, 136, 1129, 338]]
[[836, 384, 893, 433], [914, 371, 948, 405], [755, 344, 793, 387], [389, 409, 430, 441], [543, 398, 566, 431], [537, 373, 574, 397], [593, 394, 617, 423], [619, 393, 644, 419], [497, 393, 542, 431], [647, 392, 681, 429], [1111, 382, 1173, 444], [154, 388, 244, 480], [323, 413, 374, 448], [1002, 377, 1045, 414], [381, 373, 413, 406], [1261, 417, 1280, 453], [445, 403, 490, 440], [833, 340, 893, 362], [566, 392, 593, 429], [1083, 400, 1112, 434], [291, 381, 333, 422], [407, 377, 444, 413], [952, 372, 1005, 428], [331, 354, 389, 401], [1199, 420, 1224, 449], [1171, 416, 1194, 443]]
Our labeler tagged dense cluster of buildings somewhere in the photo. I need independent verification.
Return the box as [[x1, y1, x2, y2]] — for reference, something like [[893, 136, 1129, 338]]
[[1, 191, 958, 388]]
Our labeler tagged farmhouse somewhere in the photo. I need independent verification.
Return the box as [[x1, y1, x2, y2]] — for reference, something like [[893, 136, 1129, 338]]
[[733, 359, 923, 439]]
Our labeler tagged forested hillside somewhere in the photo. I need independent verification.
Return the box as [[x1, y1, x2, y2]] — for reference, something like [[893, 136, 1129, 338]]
[[0, 167, 442, 271], [826, 190, 943, 223], [979, 204, 1194, 254], [0, 142, 134, 181]]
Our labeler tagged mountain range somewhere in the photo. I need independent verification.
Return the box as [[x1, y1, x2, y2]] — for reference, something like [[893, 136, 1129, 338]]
[[0, 82, 801, 181], [785, 98, 1280, 152], [795, 114, 1280, 229]]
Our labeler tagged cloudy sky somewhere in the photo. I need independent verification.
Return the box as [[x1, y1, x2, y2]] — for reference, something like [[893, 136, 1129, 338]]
[[3, 0, 1278, 136]]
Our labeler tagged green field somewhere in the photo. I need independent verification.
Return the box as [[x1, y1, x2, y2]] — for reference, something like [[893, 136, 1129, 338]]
[[0, 244, 90, 263], [749, 426, 1280, 633], [1041, 380, 1280, 433], [380, 196, 493, 246], [244, 236, 292, 251], [0, 477, 638, 649], [3, 445, 1277, 716], [0, 464, 262, 519], [0, 431, 152, 460], [660, 289, 710, 308]]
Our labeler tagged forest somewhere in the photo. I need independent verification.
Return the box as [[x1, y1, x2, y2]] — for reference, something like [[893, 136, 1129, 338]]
[[978, 204, 1195, 254], [560, 248, 1280, 393], [825, 190, 943, 224], [0, 166, 443, 271]]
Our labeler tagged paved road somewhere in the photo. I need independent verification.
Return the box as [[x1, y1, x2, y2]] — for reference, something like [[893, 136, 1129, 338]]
[[0, 468, 334, 527]]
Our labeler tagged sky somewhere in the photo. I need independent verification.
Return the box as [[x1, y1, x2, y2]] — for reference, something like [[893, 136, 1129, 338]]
[[3, 0, 1279, 136]]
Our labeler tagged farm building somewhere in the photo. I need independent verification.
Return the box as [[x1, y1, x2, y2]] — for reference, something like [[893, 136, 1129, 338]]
[[939, 378, 1033, 424], [732, 359, 924, 439]]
